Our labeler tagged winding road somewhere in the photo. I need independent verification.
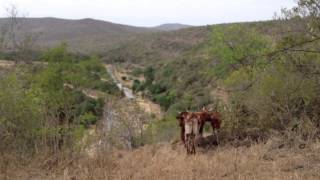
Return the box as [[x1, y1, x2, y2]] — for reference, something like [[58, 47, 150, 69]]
[[105, 65, 135, 99]]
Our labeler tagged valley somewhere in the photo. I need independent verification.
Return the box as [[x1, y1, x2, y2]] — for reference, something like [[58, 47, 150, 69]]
[[1, 1, 320, 179]]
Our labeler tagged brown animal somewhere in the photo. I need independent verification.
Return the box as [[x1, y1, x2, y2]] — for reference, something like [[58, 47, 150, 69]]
[[177, 108, 221, 146], [176, 111, 189, 144], [184, 113, 199, 154], [196, 107, 221, 138]]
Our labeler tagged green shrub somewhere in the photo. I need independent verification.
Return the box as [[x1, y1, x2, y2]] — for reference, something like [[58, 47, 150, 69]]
[[80, 112, 98, 128], [144, 66, 155, 85], [142, 116, 179, 144], [154, 90, 177, 110], [148, 83, 167, 94], [132, 68, 143, 77], [132, 79, 145, 92]]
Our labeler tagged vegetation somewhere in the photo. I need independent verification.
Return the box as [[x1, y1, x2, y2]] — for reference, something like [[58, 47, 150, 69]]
[[0, 45, 119, 156], [124, 1, 320, 142], [2, 0, 320, 179]]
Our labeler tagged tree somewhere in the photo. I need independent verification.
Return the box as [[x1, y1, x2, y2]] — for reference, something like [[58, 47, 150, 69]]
[[218, 0, 320, 134], [102, 99, 150, 149], [0, 5, 39, 62], [209, 24, 272, 78]]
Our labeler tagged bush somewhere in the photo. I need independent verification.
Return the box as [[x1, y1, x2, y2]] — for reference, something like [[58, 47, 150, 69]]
[[132, 68, 143, 77], [142, 116, 179, 144], [132, 79, 145, 92], [80, 112, 98, 128], [144, 66, 155, 85], [154, 91, 177, 110], [148, 83, 167, 94]]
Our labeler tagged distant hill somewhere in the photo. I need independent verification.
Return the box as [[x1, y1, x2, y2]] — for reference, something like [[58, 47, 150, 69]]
[[0, 18, 195, 53], [103, 25, 211, 64], [0, 17, 157, 53], [152, 23, 192, 31]]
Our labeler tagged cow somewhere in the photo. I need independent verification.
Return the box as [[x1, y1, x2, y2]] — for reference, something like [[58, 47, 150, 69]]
[[196, 107, 221, 138], [176, 108, 221, 152], [184, 112, 199, 154], [176, 111, 189, 144]]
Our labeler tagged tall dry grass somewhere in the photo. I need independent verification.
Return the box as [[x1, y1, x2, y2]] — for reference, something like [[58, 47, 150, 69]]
[[3, 138, 320, 180], [110, 141, 320, 180], [1, 127, 320, 180]]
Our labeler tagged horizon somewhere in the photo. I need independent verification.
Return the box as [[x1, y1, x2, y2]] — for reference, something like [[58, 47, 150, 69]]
[[0, 0, 296, 27], [0, 16, 286, 28]]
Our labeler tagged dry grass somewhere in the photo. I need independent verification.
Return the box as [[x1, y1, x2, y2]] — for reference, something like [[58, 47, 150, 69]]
[[111, 141, 320, 180], [0, 60, 15, 69], [2, 139, 320, 180]]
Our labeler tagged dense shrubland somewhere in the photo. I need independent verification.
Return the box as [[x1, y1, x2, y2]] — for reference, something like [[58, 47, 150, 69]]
[[0, 45, 119, 156]]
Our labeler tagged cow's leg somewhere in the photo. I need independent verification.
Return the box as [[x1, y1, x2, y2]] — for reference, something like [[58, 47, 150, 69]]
[[211, 121, 216, 135], [199, 121, 205, 137], [192, 121, 198, 154], [211, 121, 219, 145], [181, 126, 186, 144], [185, 134, 191, 154], [192, 135, 196, 154]]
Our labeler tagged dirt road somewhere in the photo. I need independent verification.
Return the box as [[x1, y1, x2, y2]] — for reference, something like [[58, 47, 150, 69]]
[[105, 64, 163, 119]]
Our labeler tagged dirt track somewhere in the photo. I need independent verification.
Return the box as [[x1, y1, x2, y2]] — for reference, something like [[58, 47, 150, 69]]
[[105, 64, 163, 119]]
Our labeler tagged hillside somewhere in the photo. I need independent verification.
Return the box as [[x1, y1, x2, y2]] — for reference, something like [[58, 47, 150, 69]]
[[0, 18, 195, 53], [103, 19, 307, 113], [2, 1, 320, 179], [103, 19, 303, 65], [103, 25, 212, 64], [0, 17, 155, 53]]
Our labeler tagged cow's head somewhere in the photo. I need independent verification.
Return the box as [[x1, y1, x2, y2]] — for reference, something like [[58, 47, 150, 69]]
[[176, 111, 189, 126]]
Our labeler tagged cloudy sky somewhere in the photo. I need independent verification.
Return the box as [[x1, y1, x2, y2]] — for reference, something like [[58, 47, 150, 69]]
[[0, 0, 296, 27]]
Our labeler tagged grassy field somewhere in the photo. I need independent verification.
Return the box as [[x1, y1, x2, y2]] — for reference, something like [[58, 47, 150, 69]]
[[3, 137, 320, 180]]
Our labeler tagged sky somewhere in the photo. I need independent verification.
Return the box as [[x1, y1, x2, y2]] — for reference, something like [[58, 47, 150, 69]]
[[0, 0, 296, 27]]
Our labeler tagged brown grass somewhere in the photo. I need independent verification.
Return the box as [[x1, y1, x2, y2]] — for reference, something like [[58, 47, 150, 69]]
[[2, 139, 320, 180], [111, 141, 320, 180], [0, 60, 15, 69]]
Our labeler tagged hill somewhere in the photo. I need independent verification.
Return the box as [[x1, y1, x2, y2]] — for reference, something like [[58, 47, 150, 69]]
[[152, 23, 192, 31], [103, 25, 212, 64], [102, 19, 307, 112], [0, 18, 197, 53], [0, 17, 158, 53]]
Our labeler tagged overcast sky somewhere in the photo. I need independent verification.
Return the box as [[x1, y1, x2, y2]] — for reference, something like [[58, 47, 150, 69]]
[[0, 0, 296, 27]]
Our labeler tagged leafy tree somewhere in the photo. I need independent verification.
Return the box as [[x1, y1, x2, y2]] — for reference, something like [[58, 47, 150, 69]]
[[209, 24, 272, 78]]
